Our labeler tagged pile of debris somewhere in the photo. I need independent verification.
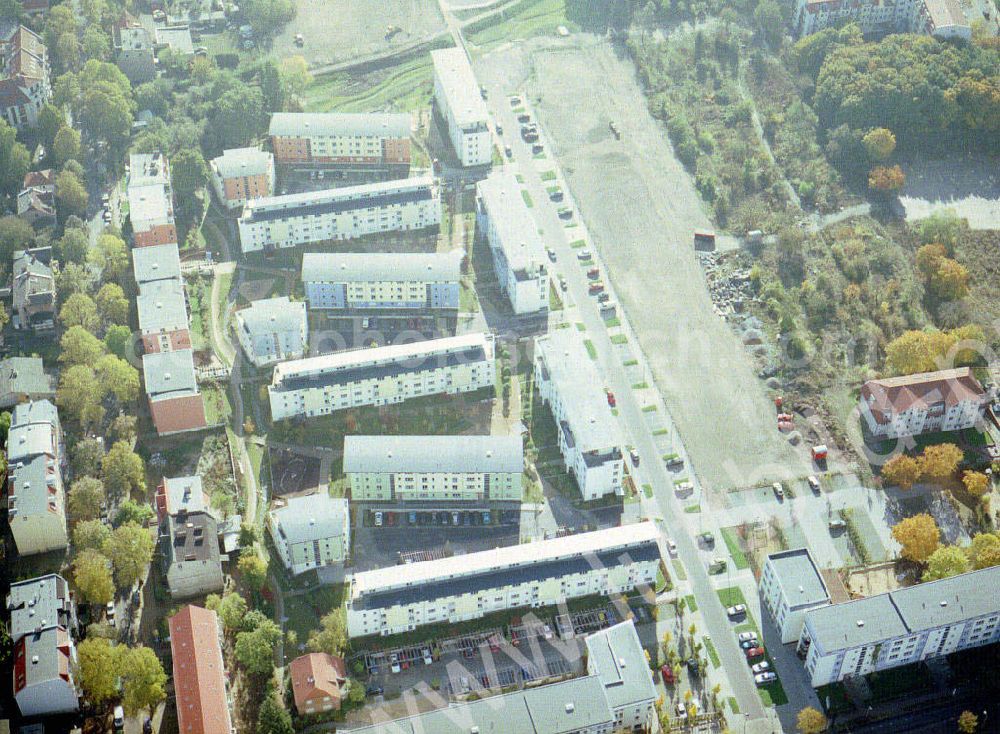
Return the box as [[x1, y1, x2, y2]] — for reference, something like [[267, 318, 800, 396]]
[[697, 251, 756, 319]]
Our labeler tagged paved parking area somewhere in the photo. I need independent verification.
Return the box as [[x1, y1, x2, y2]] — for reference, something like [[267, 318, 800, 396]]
[[352, 523, 522, 572]]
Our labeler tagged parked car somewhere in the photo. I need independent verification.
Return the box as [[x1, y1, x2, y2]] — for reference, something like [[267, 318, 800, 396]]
[[452, 511, 460, 525], [510, 96, 522, 106], [483, 510, 491, 524], [829, 519, 847, 531], [629, 447, 640, 466], [727, 604, 747, 618], [546, 246, 557, 261], [772, 481, 784, 498], [422, 648, 433, 665], [699, 531, 715, 545], [517, 113, 531, 123], [667, 539, 677, 555], [505, 145, 513, 159], [737, 631, 757, 643], [577, 249, 592, 260], [366, 684, 384, 696], [559, 276, 568, 291], [113, 705, 125, 732], [532, 143, 544, 154], [549, 189, 564, 201], [374, 511, 383, 527], [390, 653, 401, 674], [588, 281, 604, 294], [755, 672, 777, 685], [751, 661, 771, 674], [745, 646, 765, 658], [557, 207, 573, 220], [597, 292, 611, 302], [605, 389, 616, 407], [587, 267, 600, 279], [660, 664, 675, 684], [675, 702, 687, 719], [808, 475, 821, 493], [741, 638, 760, 650]]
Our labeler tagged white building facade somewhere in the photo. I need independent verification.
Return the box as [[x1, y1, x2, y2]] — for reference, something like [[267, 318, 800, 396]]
[[476, 169, 550, 315], [268, 332, 495, 421], [268, 494, 351, 575], [235, 296, 308, 367], [792, 0, 968, 39], [431, 47, 491, 167], [534, 331, 624, 501], [346, 522, 660, 638], [761, 548, 832, 644], [237, 177, 441, 253]]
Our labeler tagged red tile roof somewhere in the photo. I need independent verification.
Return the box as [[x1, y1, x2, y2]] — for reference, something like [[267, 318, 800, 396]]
[[23, 169, 54, 188], [861, 367, 985, 424], [289, 653, 346, 712], [168, 605, 232, 734]]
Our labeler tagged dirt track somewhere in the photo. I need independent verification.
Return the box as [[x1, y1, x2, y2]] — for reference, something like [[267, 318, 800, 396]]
[[476, 36, 811, 490]]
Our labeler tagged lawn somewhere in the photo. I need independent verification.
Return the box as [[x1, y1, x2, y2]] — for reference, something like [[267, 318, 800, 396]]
[[303, 49, 437, 112], [459, 279, 479, 312], [282, 584, 347, 646], [703, 636, 720, 668], [728, 697, 740, 714], [655, 567, 669, 593], [521, 189, 534, 208], [604, 317, 620, 327], [610, 334, 628, 345], [717, 586, 788, 706], [642, 483, 653, 498], [632, 382, 648, 389], [622, 359, 638, 367], [548, 282, 563, 311], [642, 405, 657, 413], [671, 559, 687, 581], [540, 170, 557, 181], [684, 504, 701, 513], [575, 322, 586, 332], [583, 340, 597, 359], [721, 526, 750, 570], [569, 239, 586, 248], [202, 386, 231, 426], [684, 595, 698, 613]]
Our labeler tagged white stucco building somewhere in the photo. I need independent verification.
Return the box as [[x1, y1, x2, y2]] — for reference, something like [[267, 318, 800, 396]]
[[268, 494, 350, 576], [235, 296, 308, 367], [431, 47, 491, 167], [792, 0, 969, 40], [761, 548, 832, 644], [209, 147, 275, 209]]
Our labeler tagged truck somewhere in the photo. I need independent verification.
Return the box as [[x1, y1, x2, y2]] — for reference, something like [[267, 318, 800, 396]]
[[693, 230, 716, 249]]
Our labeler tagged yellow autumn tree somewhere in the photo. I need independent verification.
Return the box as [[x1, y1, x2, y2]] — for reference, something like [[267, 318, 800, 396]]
[[892, 513, 940, 563], [882, 454, 923, 490]]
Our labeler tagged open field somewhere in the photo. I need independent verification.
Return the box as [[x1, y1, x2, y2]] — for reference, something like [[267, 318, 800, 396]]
[[304, 49, 442, 113]]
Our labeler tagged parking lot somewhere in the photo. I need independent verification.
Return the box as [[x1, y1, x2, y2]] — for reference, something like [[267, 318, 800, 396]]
[[351, 519, 523, 572]]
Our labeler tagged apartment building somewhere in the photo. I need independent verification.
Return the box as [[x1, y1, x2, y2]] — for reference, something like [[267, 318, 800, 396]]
[[859, 367, 987, 440], [6, 400, 67, 556], [289, 653, 346, 715], [348, 620, 658, 734], [343, 434, 523, 503], [792, 0, 968, 39], [0, 22, 51, 130], [346, 521, 660, 638], [268, 332, 495, 421], [17, 168, 56, 228], [916, 0, 972, 40], [142, 349, 207, 436], [799, 565, 1000, 687], [209, 147, 275, 209], [137, 278, 191, 354], [0, 356, 54, 409], [127, 152, 177, 248], [11, 247, 55, 332], [268, 494, 350, 576], [162, 511, 224, 598], [112, 14, 156, 84], [237, 176, 441, 253], [155, 474, 215, 524], [168, 605, 234, 734], [235, 296, 308, 367], [761, 548, 833, 644], [132, 242, 182, 288], [7, 574, 79, 717], [534, 331, 624, 501], [431, 47, 491, 167], [269, 112, 411, 173], [476, 169, 550, 315], [302, 251, 461, 311]]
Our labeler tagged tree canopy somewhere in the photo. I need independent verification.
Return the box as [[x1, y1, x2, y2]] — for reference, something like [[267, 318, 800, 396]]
[[892, 513, 940, 564]]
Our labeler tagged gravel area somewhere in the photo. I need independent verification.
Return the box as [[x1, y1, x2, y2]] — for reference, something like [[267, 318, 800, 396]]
[[475, 35, 810, 491]]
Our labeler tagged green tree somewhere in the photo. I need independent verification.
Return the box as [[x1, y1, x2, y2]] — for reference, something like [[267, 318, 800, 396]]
[[108, 414, 137, 444], [0, 118, 30, 196], [37, 104, 65, 149], [103, 522, 154, 589], [67, 477, 105, 521], [73, 519, 111, 551], [922, 545, 971, 582], [279, 55, 311, 101], [968, 533, 1000, 570], [235, 617, 282, 675], [81, 25, 111, 62], [95, 354, 140, 404], [885, 327, 984, 376], [59, 292, 100, 331], [242, 0, 296, 38], [95, 283, 129, 326], [55, 168, 88, 218], [308, 608, 348, 657], [0, 216, 33, 265], [120, 646, 167, 716], [892, 513, 940, 564], [57, 227, 89, 265], [89, 233, 129, 281], [57, 262, 92, 300], [753, 0, 784, 47], [74, 549, 114, 605], [257, 693, 294, 734], [918, 210, 963, 251], [52, 125, 81, 166], [72, 437, 104, 477], [206, 591, 248, 633], [104, 324, 133, 360], [171, 148, 208, 199], [102, 440, 146, 497], [57, 364, 104, 428], [112, 499, 154, 528], [210, 85, 265, 150], [346, 679, 366, 705], [863, 127, 896, 161], [75, 637, 120, 705], [929, 258, 970, 301], [238, 553, 268, 592], [59, 325, 107, 367]]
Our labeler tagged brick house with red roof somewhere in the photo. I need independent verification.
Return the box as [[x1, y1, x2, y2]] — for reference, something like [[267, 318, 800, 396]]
[[289, 653, 346, 715], [168, 605, 233, 734]]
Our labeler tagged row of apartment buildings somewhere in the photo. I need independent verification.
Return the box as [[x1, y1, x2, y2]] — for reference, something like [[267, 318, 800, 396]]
[[269, 111, 412, 175], [127, 152, 208, 436], [793, 0, 971, 40], [155, 475, 227, 599], [345, 521, 660, 638], [762, 548, 1000, 687]]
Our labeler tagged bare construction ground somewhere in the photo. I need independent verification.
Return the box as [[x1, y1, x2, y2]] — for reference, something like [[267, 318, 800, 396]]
[[476, 36, 811, 491]]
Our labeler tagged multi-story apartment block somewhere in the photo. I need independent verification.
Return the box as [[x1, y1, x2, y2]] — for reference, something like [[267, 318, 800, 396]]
[[798, 565, 1000, 687], [792, 0, 968, 39], [346, 521, 659, 638], [534, 331, 624, 501], [0, 356, 55, 409], [343, 434, 523, 503], [915, 0, 972, 40], [268, 332, 495, 421], [209, 147, 275, 209], [155, 475, 215, 524], [302, 251, 461, 311], [112, 14, 156, 84], [162, 511, 224, 598], [348, 620, 658, 734], [127, 153, 177, 248], [142, 349, 207, 436], [859, 367, 987, 440], [6, 400, 66, 556], [132, 242, 182, 288], [168, 605, 234, 734], [7, 573, 79, 717], [11, 246, 55, 332], [431, 47, 491, 167], [268, 494, 350, 576], [476, 169, 550, 315], [237, 176, 441, 253], [235, 296, 307, 367], [761, 548, 833, 644], [137, 278, 191, 354], [0, 23, 51, 130], [269, 112, 411, 174]]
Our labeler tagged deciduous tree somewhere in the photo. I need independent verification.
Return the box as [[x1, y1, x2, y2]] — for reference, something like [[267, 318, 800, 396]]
[[95, 354, 140, 404], [55, 168, 88, 217], [920, 443, 964, 484], [52, 125, 81, 165], [120, 646, 167, 716], [73, 519, 111, 551], [868, 165, 904, 194], [57, 227, 89, 265], [257, 693, 294, 734], [308, 608, 348, 657], [59, 292, 99, 331], [892, 513, 940, 564], [862, 127, 896, 161], [67, 477, 105, 521], [72, 437, 104, 477], [969, 533, 1000, 570], [103, 522, 154, 589], [238, 554, 268, 592], [0, 119, 30, 197], [958, 710, 978, 733], [922, 545, 970, 582], [75, 637, 120, 704], [235, 617, 282, 675], [95, 283, 129, 325], [102, 440, 145, 497], [74, 549, 114, 604], [89, 233, 129, 281], [104, 324, 133, 360], [60, 325, 107, 367], [0, 216, 34, 264], [962, 470, 990, 498], [57, 364, 104, 428], [797, 706, 828, 733], [206, 591, 248, 633], [881, 454, 922, 490]]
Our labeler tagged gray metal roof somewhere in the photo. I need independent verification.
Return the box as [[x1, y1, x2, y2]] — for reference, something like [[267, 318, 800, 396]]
[[8, 453, 59, 518], [585, 621, 657, 712], [805, 594, 909, 652], [889, 566, 1000, 632], [269, 112, 410, 140], [210, 147, 272, 179], [143, 349, 199, 398], [430, 48, 489, 128], [302, 251, 461, 284], [7, 574, 72, 640], [765, 548, 830, 610], [343, 435, 523, 475], [271, 495, 349, 546], [18, 626, 70, 690], [132, 243, 181, 286], [7, 399, 58, 463], [235, 297, 305, 337], [137, 279, 187, 333], [0, 358, 53, 406]]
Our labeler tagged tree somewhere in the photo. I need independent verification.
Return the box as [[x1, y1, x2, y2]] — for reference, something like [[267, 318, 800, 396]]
[[68, 477, 105, 521], [57, 227, 89, 265], [929, 258, 970, 301], [868, 165, 905, 194], [52, 125, 81, 166], [72, 437, 104, 477], [958, 710, 978, 733], [920, 443, 964, 484], [81, 25, 111, 62], [104, 324, 133, 360], [103, 522, 154, 589], [108, 414, 137, 443], [753, 0, 784, 47], [892, 513, 940, 564], [95, 283, 129, 326], [57, 364, 104, 428], [207, 591, 248, 633], [75, 637, 120, 705], [0, 216, 33, 265], [346, 679, 366, 705], [59, 292, 100, 332], [57, 262, 92, 300], [969, 533, 1000, 570], [962, 470, 990, 498], [280, 55, 311, 101], [74, 549, 114, 605], [170, 148, 208, 199], [918, 210, 963, 251], [923, 545, 971, 581], [238, 553, 268, 592], [59, 326, 107, 367], [242, 0, 296, 38], [797, 707, 828, 733], [37, 104, 65, 148], [89, 233, 129, 281], [863, 128, 896, 161], [308, 608, 348, 657], [120, 646, 167, 716], [95, 354, 140, 404], [257, 694, 294, 734], [113, 499, 154, 528], [210, 85, 265, 151], [0, 120, 30, 197], [102, 440, 145, 497], [55, 168, 88, 218], [73, 519, 111, 551], [881, 454, 923, 490], [235, 617, 282, 675], [885, 327, 983, 376]]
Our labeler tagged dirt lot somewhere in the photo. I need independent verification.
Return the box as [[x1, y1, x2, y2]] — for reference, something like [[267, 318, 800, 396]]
[[271, 0, 446, 68], [268, 447, 323, 497], [474, 35, 811, 492]]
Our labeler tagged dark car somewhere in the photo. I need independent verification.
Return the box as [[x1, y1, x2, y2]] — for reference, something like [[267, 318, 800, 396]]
[[366, 685, 384, 696], [517, 113, 531, 123]]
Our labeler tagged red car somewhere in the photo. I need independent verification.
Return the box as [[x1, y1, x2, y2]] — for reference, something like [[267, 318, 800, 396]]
[[745, 646, 765, 658], [660, 664, 675, 684], [605, 389, 616, 407]]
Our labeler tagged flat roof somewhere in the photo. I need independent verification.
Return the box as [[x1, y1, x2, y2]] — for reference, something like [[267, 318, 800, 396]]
[[889, 565, 1000, 632], [269, 112, 410, 139], [127, 183, 173, 225], [7, 574, 71, 639], [0, 357, 52, 400], [343, 434, 523, 475], [210, 147, 272, 180], [585, 621, 658, 711], [430, 47, 489, 128], [477, 169, 548, 276], [163, 476, 208, 516], [241, 176, 434, 222], [535, 331, 622, 453], [806, 594, 910, 652], [271, 494, 349, 545], [350, 521, 659, 602], [143, 349, 199, 398], [154, 24, 193, 54], [236, 297, 305, 337], [128, 152, 170, 188], [7, 399, 58, 463], [302, 251, 461, 284], [132, 243, 181, 286], [765, 548, 830, 609], [8, 453, 59, 518], [137, 279, 187, 333], [924, 0, 968, 27]]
